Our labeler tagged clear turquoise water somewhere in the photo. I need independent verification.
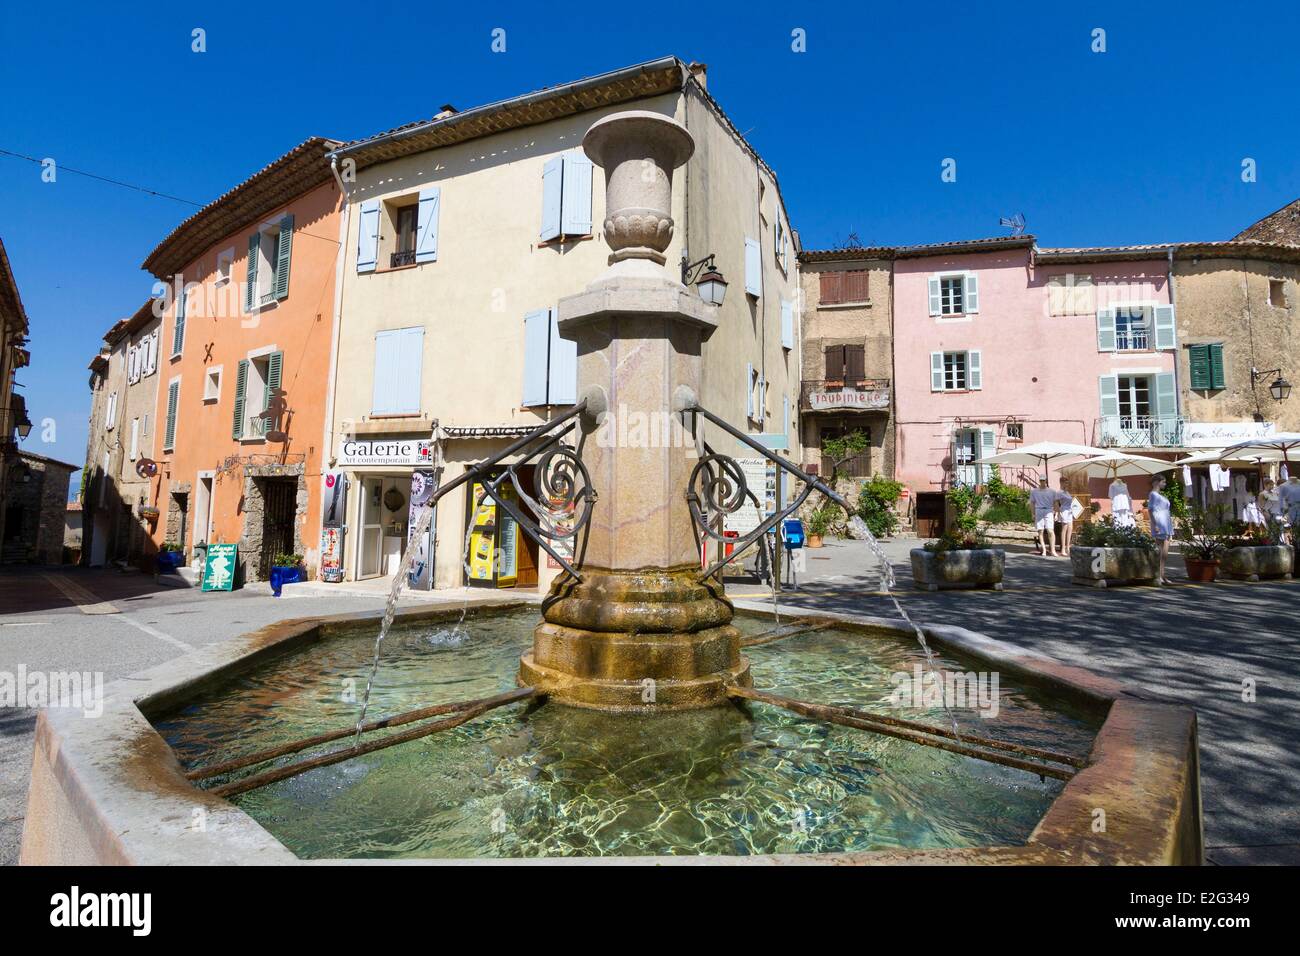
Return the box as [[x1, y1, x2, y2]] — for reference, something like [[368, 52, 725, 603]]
[[154, 610, 1100, 859]]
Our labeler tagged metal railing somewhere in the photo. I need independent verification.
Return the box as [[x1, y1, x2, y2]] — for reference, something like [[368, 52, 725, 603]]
[[390, 249, 417, 268], [1095, 415, 1185, 448], [1115, 331, 1150, 351], [800, 378, 890, 412]]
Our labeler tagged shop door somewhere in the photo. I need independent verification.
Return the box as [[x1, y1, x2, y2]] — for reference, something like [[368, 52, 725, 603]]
[[465, 479, 536, 588], [358, 476, 384, 579], [259, 479, 297, 580]]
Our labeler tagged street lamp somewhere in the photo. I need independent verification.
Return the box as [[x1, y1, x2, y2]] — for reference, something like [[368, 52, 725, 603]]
[[681, 253, 728, 306], [1251, 367, 1292, 401], [16, 412, 32, 439]]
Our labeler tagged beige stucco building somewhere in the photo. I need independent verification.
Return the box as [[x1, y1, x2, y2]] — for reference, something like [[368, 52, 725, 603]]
[[81, 300, 163, 567], [796, 248, 894, 479], [324, 57, 801, 591]]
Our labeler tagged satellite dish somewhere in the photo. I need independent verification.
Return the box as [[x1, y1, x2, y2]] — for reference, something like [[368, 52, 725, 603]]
[[999, 213, 1026, 236], [135, 457, 158, 478]]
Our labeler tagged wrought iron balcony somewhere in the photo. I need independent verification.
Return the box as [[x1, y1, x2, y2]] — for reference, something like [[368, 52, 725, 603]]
[[800, 378, 891, 413], [1094, 415, 1186, 448], [390, 249, 417, 268]]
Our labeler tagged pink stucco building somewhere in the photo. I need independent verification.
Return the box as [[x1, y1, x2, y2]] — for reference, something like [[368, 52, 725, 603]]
[[892, 237, 1179, 516]]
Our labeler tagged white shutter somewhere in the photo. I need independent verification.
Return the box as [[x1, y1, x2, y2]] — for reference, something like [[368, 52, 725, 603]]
[[357, 199, 380, 273], [371, 330, 400, 414], [930, 352, 945, 391], [540, 157, 562, 241], [1154, 304, 1176, 350], [744, 238, 762, 297], [415, 188, 440, 264], [522, 309, 550, 406], [1098, 374, 1119, 417], [967, 350, 982, 390], [560, 150, 593, 236], [129, 418, 139, 461], [745, 363, 755, 417], [928, 277, 942, 316], [396, 327, 424, 414], [781, 299, 794, 350], [964, 273, 980, 313], [979, 428, 996, 481], [547, 309, 577, 405], [1096, 308, 1116, 351]]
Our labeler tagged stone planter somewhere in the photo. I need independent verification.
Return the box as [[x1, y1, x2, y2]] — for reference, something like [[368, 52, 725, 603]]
[[910, 548, 1005, 591], [1070, 546, 1158, 588], [1221, 544, 1294, 582]]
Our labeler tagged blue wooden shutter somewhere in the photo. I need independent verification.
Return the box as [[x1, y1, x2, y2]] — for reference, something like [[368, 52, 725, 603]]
[[964, 273, 980, 313], [1096, 307, 1116, 351], [547, 309, 577, 405], [1152, 304, 1176, 350], [396, 328, 424, 413], [416, 188, 440, 263], [1098, 374, 1119, 417], [1209, 344, 1226, 389], [172, 284, 187, 356], [979, 428, 996, 481], [1155, 371, 1177, 419], [371, 331, 400, 414], [560, 150, 593, 236], [232, 360, 249, 439], [1188, 344, 1211, 389], [164, 380, 179, 450], [357, 200, 380, 273], [967, 350, 983, 389], [930, 352, 945, 390], [781, 299, 794, 350], [273, 215, 293, 300], [928, 277, 942, 316], [744, 238, 762, 296], [522, 310, 550, 406], [783, 394, 790, 438], [540, 158, 562, 241], [245, 233, 259, 312]]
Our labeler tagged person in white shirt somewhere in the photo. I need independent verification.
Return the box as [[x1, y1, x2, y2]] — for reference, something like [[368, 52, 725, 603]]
[[1109, 478, 1136, 528], [1280, 476, 1300, 527], [1029, 478, 1062, 557], [1055, 488, 1079, 553]]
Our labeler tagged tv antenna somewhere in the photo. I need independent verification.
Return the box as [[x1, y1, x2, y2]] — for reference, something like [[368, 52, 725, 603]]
[[999, 213, 1026, 236]]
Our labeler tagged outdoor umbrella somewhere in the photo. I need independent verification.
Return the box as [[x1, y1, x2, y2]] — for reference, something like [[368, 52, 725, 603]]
[[1058, 451, 1177, 481], [976, 441, 1108, 481], [1217, 432, 1300, 465]]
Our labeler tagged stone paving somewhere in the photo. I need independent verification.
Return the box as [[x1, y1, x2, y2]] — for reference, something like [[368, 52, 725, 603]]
[[2, 540, 1297, 865]]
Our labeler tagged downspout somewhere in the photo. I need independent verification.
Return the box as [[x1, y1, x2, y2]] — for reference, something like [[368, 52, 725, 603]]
[[322, 156, 351, 488], [1167, 247, 1183, 431]]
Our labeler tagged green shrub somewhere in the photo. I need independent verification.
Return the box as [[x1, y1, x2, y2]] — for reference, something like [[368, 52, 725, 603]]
[[273, 552, 304, 567], [1076, 517, 1156, 551], [806, 506, 836, 537], [1164, 470, 1189, 520], [923, 529, 991, 555], [946, 484, 984, 533], [982, 501, 1032, 524], [856, 475, 903, 538]]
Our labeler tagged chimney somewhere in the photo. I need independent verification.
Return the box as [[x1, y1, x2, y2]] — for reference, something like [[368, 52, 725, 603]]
[[434, 104, 457, 120], [687, 62, 707, 90]]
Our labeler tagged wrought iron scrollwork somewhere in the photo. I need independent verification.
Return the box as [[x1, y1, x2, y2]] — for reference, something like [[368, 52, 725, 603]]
[[686, 453, 749, 542]]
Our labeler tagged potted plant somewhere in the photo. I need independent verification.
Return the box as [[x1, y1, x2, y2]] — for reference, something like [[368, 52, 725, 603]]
[[805, 506, 834, 548], [1071, 518, 1159, 587], [270, 552, 305, 597], [157, 541, 185, 573], [1220, 518, 1293, 581], [911, 529, 1005, 591], [1175, 505, 1228, 583]]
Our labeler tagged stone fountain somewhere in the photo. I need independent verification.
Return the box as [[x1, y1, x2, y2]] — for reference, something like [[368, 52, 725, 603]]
[[517, 110, 751, 710]]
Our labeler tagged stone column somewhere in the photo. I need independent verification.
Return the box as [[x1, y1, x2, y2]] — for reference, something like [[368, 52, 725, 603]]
[[519, 111, 750, 711]]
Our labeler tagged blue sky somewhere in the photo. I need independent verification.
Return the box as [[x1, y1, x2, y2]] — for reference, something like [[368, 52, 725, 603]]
[[3, 1, 1299, 490]]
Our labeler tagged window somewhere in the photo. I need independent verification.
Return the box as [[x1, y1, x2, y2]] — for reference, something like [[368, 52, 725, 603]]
[[823, 344, 865, 382], [1047, 274, 1095, 315], [164, 379, 180, 452], [392, 204, 419, 268], [1114, 306, 1151, 350], [539, 150, 593, 242], [818, 270, 869, 305], [745, 364, 762, 421], [930, 350, 982, 391], [244, 215, 293, 310], [952, 428, 995, 485], [371, 329, 425, 415], [1269, 279, 1287, 308], [1099, 372, 1178, 445], [1006, 422, 1024, 442], [820, 423, 872, 478], [1189, 343, 1226, 390], [928, 272, 979, 316], [204, 367, 222, 403], [233, 352, 283, 439], [1097, 303, 1175, 351], [775, 219, 788, 272], [216, 248, 234, 286], [521, 309, 576, 407]]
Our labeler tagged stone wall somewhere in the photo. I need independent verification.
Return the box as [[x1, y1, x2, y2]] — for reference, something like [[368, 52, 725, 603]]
[[3, 454, 76, 564], [236, 462, 306, 582]]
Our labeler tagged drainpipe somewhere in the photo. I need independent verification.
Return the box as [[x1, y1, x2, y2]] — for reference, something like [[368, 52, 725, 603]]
[[321, 157, 351, 550], [1167, 247, 1183, 429]]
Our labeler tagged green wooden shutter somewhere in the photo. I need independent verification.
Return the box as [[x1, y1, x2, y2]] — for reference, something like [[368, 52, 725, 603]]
[[232, 359, 249, 439], [274, 216, 293, 300], [164, 380, 179, 451], [172, 285, 187, 356], [265, 351, 283, 404], [1189, 344, 1211, 389], [245, 233, 260, 312], [1209, 344, 1226, 389]]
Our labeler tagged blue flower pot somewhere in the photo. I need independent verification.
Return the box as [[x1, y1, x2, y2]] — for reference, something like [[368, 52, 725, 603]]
[[157, 550, 184, 573], [270, 565, 303, 597]]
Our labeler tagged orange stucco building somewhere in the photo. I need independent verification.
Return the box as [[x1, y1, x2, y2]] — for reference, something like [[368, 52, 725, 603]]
[[142, 138, 342, 582]]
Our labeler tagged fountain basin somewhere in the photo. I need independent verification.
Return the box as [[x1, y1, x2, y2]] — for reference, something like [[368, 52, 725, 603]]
[[19, 598, 1202, 865]]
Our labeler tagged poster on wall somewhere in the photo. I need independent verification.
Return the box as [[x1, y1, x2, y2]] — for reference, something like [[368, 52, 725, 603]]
[[320, 527, 344, 583], [724, 458, 778, 536], [321, 471, 347, 528], [542, 496, 576, 570], [407, 470, 437, 591], [200, 543, 238, 592]]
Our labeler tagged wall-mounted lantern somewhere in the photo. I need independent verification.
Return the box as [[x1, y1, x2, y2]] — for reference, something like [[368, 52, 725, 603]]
[[681, 253, 728, 306], [1251, 367, 1292, 402]]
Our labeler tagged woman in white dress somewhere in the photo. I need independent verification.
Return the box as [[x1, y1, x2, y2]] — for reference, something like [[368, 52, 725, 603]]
[[1147, 474, 1175, 586], [1109, 478, 1136, 528]]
